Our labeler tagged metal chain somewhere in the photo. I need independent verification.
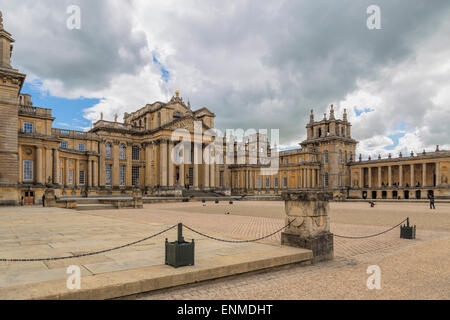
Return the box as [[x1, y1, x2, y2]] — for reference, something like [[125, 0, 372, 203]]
[[333, 218, 408, 239], [0, 224, 177, 262], [183, 219, 296, 243]]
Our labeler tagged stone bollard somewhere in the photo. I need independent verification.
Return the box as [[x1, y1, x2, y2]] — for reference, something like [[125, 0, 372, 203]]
[[281, 191, 334, 263]]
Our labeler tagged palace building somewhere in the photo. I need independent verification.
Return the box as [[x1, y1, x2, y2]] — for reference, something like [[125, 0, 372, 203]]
[[0, 12, 449, 206]]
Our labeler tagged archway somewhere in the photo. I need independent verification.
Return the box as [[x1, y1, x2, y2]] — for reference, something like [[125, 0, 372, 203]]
[[415, 190, 421, 199]]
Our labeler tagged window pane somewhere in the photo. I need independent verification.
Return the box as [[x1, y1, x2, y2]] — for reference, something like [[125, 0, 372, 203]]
[[23, 123, 33, 133], [23, 161, 33, 181]]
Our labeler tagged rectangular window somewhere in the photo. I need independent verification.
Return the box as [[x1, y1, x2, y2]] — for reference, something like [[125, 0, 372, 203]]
[[106, 165, 112, 186], [60, 141, 68, 149], [274, 177, 279, 188], [298, 157, 302, 163], [79, 170, 85, 185], [132, 146, 140, 161], [265, 178, 270, 188], [69, 169, 74, 185], [23, 123, 33, 133], [59, 168, 63, 184], [120, 165, 126, 186], [283, 177, 288, 188], [78, 143, 85, 152], [132, 166, 140, 186], [324, 173, 329, 187], [219, 171, 224, 187], [257, 177, 261, 188], [23, 161, 33, 181]]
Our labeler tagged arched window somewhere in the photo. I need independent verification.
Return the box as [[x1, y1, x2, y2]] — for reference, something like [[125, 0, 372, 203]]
[[106, 142, 112, 159], [120, 144, 126, 160]]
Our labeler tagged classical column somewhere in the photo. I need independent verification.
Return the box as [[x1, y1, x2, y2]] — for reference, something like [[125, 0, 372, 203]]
[[211, 162, 216, 189], [410, 164, 415, 187], [53, 149, 60, 185], [436, 162, 441, 186], [126, 144, 132, 187], [179, 162, 185, 188], [160, 140, 168, 187], [306, 168, 310, 188], [312, 169, 316, 188], [93, 160, 98, 187], [112, 142, 120, 187], [422, 163, 427, 187], [168, 141, 175, 187], [378, 167, 382, 188], [359, 168, 363, 188], [74, 159, 79, 186], [88, 159, 93, 187], [45, 148, 53, 184], [64, 158, 69, 186], [388, 166, 392, 187], [99, 142, 106, 187], [368, 167, 372, 188], [145, 143, 153, 187], [399, 165, 403, 187]]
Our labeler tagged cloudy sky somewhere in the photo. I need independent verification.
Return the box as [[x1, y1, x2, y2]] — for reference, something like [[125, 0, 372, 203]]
[[1, 0, 449, 157]]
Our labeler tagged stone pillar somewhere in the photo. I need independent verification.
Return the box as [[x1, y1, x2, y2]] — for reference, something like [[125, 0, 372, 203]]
[[410, 164, 415, 187], [399, 165, 403, 187], [112, 143, 120, 187], [312, 169, 316, 188], [88, 160, 93, 187], [45, 148, 53, 184], [168, 142, 175, 187], [436, 162, 440, 186], [145, 143, 153, 187], [281, 191, 334, 263], [92, 160, 98, 187], [179, 163, 185, 187], [378, 167, 382, 188], [368, 167, 372, 188], [64, 158, 69, 186], [388, 166, 392, 187], [99, 143, 106, 187], [53, 149, 60, 185], [160, 140, 168, 187], [211, 163, 216, 189], [359, 168, 363, 188], [422, 163, 427, 187], [74, 159, 79, 187], [305, 169, 310, 188]]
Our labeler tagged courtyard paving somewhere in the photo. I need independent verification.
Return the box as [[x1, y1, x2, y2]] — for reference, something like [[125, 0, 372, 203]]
[[0, 201, 449, 299]]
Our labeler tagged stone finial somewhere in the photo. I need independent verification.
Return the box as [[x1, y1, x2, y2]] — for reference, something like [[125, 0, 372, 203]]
[[329, 104, 335, 120], [436, 145, 440, 152], [378, 154, 381, 160], [310, 109, 314, 123], [187, 101, 191, 109], [343, 108, 348, 122], [175, 90, 180, 98], [359, 154, 362, 162], [388, 153, 392, 158], [0, 11, 3, 29], [411, 151, 414, 157], [399, 152, 403, 158], [323, 113, 327, 121], [100, 112, 104, 121], [114, 114, 118, 123], [423, 149, 426, 155], [368, 155, 372, 161]]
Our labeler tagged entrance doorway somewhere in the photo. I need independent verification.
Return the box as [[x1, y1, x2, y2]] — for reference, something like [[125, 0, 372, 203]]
[[404, 190, 409, 199], [382, 191, 387, 199], [362, 191, 367, 199], [23, 191, 35, 205], [415, 190, 421, 199], [188, 168, 194, 187], [393, 191, 398, 199], [372, 191, 377, 199]]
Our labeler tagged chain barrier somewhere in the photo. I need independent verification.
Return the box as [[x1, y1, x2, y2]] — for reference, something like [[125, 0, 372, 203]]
[[183, 219, 296, 243], [0, 224, 178, 262], [333, 218, 408, 239]]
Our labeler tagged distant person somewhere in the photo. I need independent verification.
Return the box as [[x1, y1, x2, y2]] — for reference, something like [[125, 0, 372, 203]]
[[428, 193, 436, 210], [42, 194, 46, 207], [369, 201, 375, 208]]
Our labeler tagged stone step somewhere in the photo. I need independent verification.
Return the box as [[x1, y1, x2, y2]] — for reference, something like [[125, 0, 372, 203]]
[[76, 204, 116, 211]]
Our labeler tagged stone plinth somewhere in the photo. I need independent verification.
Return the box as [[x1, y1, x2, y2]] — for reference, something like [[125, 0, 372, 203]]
[[281, 191, 334, 262]]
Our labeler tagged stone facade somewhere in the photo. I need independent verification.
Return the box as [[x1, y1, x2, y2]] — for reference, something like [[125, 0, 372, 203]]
[[0, 11, 449, 205]]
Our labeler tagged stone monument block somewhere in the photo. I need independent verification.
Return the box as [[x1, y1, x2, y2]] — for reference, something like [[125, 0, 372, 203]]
[[281, 191, 334, 262]]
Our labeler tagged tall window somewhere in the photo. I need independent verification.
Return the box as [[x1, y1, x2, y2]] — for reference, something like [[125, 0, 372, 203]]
[[106, 142, 112, 159], [132, 166, 140, 186], [60, 141, 68, 149], [298, 157, 302, 163], [274, 177, 279, 188], [120, 165, 126, 186], [283, 177, 288, 188], [69, 169, 74, 185], [120, 144, 126, 160], [324, 151, 329, 164], [324, 173, 329, 187], [338, 174, 342, 187], [219, 171, 224, 187], [79, 170, 85, 185], [257, 177, 261, 188], [349, 152, 353, 161], [59, 168, 63, 184], [132, 146, 140, 161], [78, 143, 85, 152], [339, 150, 342, 164], [23, 161, 33, 181], [265, 178, 270, 188], [23, 123, 33, 133], [106, 164, 112, 186]]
